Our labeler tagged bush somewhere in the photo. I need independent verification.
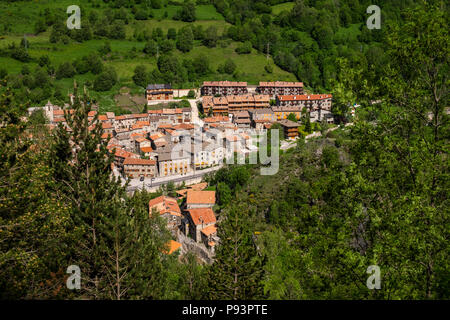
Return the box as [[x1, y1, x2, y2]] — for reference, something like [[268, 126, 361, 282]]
[[11, 47, 31, 62], [132, 65, 148, 88], [134, 8, 149, 20], [187, 90, 195, 98], [144, 40, 158, 55], [93, 67, 117, 91], [0, 68, 7, 79], [56, 62, 76, 79], [176, 27, 194, 53], [222, 58, 236, 74], [174, 1, 196, 22], [235, 41, 252, 54]]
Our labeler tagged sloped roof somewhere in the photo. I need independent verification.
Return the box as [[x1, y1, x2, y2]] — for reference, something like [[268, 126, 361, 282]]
[[277, 94, 332, 101], [186, 190, 216, 205], [258, 81, 303, 88], [149, 195, 181, 216], [201, 225, 217, 236], [186, 208, 216, 225]]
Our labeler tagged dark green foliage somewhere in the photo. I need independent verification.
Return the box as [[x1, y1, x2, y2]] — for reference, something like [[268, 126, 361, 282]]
[[132, 65, 148, 88], [56, 62, 76, 80], [98, 41, 112, 56], [216, 182, 231, 207], [218, 58, 236, 74], [160, 39, 175, 53], [144, 40, 158, 56], [174, 0, 196, 22], [0, 68, 7, 79], [0, 82, 73, 299], [235, 41, 252, 54], [34, 18, 47, 34], [187, 89, 196, 98], [287, 113, 297, 122], [167, 28, 177, 40], [38, 55, 51, 68], [10, 45, 30, 62], [304, 115, 311, 133], [93, 67, 118, 91], [206, 205, 265, 299], [203, 26, 219, 48], [176, 26, 194, 53]]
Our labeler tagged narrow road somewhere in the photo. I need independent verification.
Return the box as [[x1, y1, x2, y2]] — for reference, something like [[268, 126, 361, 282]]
[[126, 164, 223, 192], [188, 98, 203, 127]]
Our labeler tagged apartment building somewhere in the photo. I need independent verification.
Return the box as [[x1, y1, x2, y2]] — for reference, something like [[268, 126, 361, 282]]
[[191, 141, 224, 169], [202, 94, 270, 115], [201, 81, 248, 96], [276, 94, 332, 111], [157, 145, 192, 177], [278, 119, 300, 139], [123, 158, 157, 178], [271, 106, 303, 121], [146, 84, 173, 102], [232, 111, 251, 129], [257, 81, 304, 97]]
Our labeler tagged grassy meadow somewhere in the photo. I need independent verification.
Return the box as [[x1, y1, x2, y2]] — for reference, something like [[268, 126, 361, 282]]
[[0, 0, 297, 111]]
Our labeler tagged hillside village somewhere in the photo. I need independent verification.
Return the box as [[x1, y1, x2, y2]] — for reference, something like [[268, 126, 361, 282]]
[[28, 80, 334, 260]]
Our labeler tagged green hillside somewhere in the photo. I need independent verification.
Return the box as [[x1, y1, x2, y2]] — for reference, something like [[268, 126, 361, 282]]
[[0, 0, 296, 111]]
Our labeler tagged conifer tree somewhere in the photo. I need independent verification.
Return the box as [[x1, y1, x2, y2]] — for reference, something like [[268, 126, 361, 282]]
[[0, 81, 73, 299], [49, 85, 175, 299], [206, 204, 266, 300], [49, 84, 125, 298]]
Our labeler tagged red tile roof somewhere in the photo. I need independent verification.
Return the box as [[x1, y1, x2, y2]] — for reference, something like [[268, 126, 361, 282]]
[[278, 94, 332, 101], [203, 81, 247, 87], [149, 195, 181, 217], [258, 81, 303, 88], [140, 146, 153, 153], [186, 208, 216, 225], [114, 148, 138, 159], [201, 225, 217, 236], [186, 190, 216, 205], [101, 132, 112, 139]]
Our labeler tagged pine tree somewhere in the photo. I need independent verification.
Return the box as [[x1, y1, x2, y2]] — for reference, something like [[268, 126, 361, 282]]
[[123, 190, 172, 299], [206, 205, 266, 300], [49, 84, 127, 298], [0, 81, 73, 299], [304, 114, 311, 133]]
